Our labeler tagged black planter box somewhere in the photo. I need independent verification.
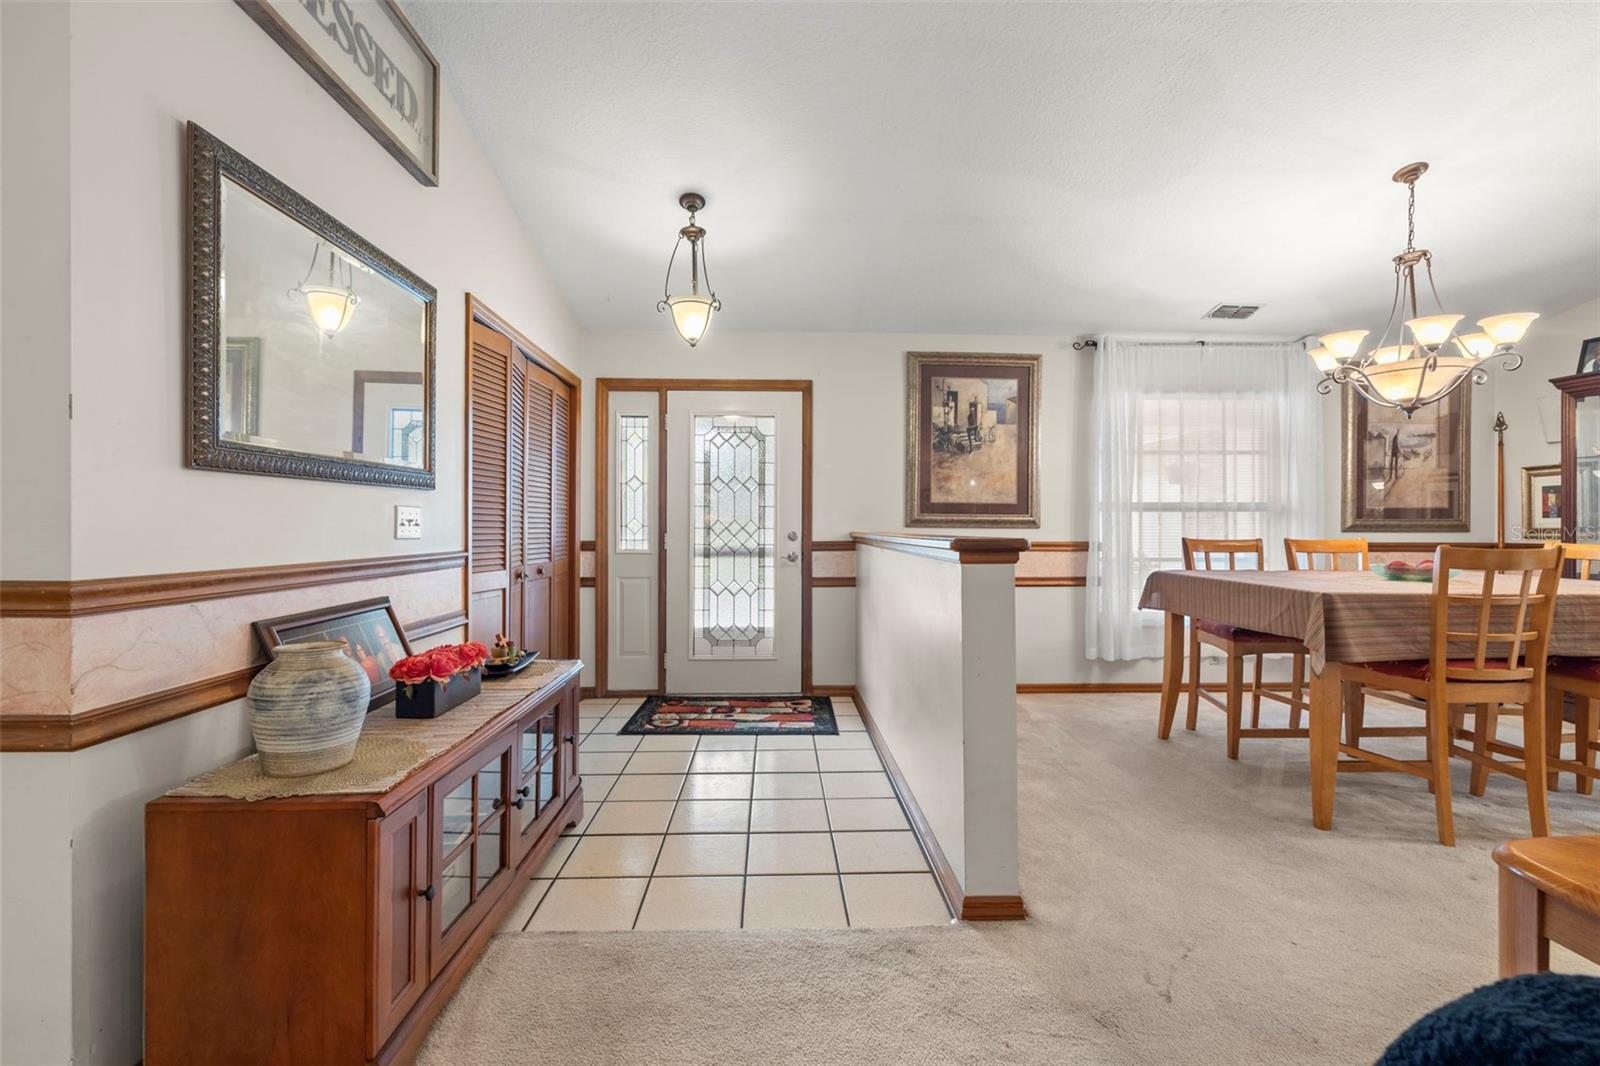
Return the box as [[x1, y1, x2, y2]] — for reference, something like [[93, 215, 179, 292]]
[[394, 667, 482, 719]]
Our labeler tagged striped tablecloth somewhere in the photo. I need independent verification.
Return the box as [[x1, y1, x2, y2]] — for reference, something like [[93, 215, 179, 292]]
[[1138, 570, 1600, 670]]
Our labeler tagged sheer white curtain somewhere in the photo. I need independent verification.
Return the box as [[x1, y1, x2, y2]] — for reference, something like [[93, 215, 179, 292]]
[[1085, 338, 1323, 661]]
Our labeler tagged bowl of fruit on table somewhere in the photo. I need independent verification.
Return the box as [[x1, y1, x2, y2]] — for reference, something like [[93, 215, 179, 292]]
[[483, 633, 540, 678], [1373, 559, 1449, 582]]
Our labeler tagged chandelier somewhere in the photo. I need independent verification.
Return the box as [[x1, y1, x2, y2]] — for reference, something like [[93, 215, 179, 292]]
[[1311, 162, 1536, 417], [657, 192, 720, 347], [290, 239, 359, 338]]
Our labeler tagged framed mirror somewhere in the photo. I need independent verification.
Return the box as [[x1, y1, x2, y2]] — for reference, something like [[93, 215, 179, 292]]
[[186, 121, 436, 488]]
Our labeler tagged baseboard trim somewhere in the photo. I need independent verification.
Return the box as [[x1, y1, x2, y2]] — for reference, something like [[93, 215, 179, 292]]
[[1018, 681, 1301, 695], [961, 895, 1028, 921], [850, 686, 1026, 923]]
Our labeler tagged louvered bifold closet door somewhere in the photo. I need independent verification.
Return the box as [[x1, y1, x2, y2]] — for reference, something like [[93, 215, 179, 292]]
[[467, 324, 515, 646], [521, 366, 557, 658], [549, 383, 572, 657]]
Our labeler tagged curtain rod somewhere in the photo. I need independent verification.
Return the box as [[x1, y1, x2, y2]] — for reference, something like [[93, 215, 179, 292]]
[[1073, 338, 1310, 351]]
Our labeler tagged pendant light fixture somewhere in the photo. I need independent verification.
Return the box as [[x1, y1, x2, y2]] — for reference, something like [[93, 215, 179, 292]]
[[657, 192, 720, 347], [1310, 162, 1535, 417], [291, 240, 360, 338]]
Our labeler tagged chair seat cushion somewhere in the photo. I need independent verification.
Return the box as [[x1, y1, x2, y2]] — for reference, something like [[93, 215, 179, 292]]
[[1549, 657, 1600, 681], [1195, 618, 1287, 643], [1363, 658, 1506, 681]]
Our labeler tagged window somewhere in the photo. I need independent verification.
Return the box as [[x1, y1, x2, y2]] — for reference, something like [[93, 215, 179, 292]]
[[1086, 339, 1321, 660], [616, 414, 650, 552], [691, 414, 777, 660], [387, 406, 424, 467]]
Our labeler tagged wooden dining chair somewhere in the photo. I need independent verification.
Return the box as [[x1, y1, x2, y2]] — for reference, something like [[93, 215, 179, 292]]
[[1180, 537, 1308, 758], [1543, 543, 1600, 797], [1284, 537, 1370, 573], [1340, 545, 1564, 846]]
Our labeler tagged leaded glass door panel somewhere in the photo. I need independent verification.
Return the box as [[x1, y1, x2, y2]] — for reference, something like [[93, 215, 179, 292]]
[[665, 391, 803, 693]]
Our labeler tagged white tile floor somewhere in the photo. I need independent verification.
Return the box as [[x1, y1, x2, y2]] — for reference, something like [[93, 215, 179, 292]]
[[499, 696, 954, 932]]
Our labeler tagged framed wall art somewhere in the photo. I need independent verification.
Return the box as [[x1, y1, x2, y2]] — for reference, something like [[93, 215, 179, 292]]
[[1521, 464, 1562, 539], [1577, 336, 1600, 376], [235, 0, 440, 186], [254, 596, 412, 710], [1342, 386, 1470, 531], [906, 352, 1041, 527]]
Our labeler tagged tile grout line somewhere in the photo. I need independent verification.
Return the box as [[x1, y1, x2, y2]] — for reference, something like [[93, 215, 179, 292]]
[[816, 734, 853, 928], [629, 733, 698, 929]]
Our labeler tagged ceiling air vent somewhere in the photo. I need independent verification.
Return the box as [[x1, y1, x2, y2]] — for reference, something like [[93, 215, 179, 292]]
[[1204, 303, 1262, 320]]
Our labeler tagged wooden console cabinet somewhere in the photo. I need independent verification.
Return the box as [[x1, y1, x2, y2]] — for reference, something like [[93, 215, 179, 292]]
[[145, 663, 584, 1065]]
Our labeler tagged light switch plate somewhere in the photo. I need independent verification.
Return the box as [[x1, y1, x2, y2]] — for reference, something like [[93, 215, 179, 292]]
[[395, 505, 422, 540]]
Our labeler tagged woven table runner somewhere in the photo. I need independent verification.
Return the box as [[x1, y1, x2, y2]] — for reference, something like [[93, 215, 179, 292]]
[[179, 734, 430, 801]]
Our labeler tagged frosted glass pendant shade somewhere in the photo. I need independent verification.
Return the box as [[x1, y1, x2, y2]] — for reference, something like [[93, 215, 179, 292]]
[[1405, 313, 1463, 347], [666, 293, 715, 346], [302, 286, 358, 335], [1308, 346, 1338, 372], [1365, 355, 1474, 406], [1370, 344, 1416, 365], [1478, 312, 1539, 344], [1319, 330, 1369, 362], [1453, 332, 1497, 359]]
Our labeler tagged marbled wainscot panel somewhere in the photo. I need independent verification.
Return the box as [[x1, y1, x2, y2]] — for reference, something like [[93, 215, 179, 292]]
[[1014, 546, 1085, 582], [0, 617, 74, 716], [812, 549, 856, 581], [68, 565, 464, 715]]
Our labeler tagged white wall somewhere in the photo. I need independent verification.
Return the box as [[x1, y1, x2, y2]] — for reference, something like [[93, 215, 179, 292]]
[[1, 4, 584, 1063], [65, 1, 581, 578]]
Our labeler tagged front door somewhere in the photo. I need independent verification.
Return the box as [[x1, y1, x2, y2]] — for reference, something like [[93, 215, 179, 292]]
[[664, 391, 803, 693]]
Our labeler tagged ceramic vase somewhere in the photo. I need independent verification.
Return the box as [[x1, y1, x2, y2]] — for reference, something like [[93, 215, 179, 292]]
[[247, 641, 371, 777]]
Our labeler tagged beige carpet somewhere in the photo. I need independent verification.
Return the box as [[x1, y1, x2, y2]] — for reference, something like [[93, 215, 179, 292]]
[[420, 693, 1599, 1065]]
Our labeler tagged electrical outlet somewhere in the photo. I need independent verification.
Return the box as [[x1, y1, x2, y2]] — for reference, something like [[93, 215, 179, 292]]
[[395, 505, 422, 540]]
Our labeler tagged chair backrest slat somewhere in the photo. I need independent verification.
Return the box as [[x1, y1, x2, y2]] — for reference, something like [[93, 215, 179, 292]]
[[1284, 537, 1369, 572], [1554, 541, 1600, 580], [1182, 538, 1263, 573], [1430, 545, 1563, 684]]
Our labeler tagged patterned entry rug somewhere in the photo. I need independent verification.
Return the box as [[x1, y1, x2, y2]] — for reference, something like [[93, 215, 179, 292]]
[[620, 695, 838, 735]]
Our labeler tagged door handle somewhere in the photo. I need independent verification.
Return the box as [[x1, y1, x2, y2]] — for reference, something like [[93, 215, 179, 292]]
[[785, 551, 799, 563]]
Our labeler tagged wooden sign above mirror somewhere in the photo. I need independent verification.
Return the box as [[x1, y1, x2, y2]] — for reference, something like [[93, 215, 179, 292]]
[[185, 121, 437, 489]]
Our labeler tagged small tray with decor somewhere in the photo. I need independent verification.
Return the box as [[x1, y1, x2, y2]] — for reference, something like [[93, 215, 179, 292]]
[[1372, 560, 1455, 583], [483, 634, 540, 680]]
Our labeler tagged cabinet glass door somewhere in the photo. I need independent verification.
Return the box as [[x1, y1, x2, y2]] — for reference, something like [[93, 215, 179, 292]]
[[514, 706, 562, 857], [1576, 393, 1600, 542], [434, 743, 510, 938]]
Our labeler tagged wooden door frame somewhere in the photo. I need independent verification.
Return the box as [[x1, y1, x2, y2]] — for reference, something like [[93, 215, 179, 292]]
[[594, 378, 813, 697], [464, 294, 581, 658]]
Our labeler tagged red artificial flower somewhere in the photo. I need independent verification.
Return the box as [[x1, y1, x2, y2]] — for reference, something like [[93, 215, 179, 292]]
[[388, 655, 433, 685]]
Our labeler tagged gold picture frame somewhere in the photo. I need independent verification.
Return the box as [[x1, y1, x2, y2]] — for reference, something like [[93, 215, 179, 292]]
[[1521, 463, 1562, 540], [905, 352, 1041, 527]]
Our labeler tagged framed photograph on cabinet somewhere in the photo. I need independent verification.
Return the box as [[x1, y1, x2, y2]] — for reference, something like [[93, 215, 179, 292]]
[[235, 1, 440, 186], [1342, 386, 1470, 532], [254, 597, 413, 711], [1577, 336, 1600, 376], [1521, 464, 1562, 539], [906, 352, 1041, 527]]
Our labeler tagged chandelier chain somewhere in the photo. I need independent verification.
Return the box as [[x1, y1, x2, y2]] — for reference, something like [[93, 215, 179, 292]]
[[1405, 179, 1416, 252]]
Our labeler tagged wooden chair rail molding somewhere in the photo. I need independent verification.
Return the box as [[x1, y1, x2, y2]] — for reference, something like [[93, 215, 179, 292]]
[[0, 609, 468, 753], [0, 550, 467, 618], [850, 531, 1031, 564]]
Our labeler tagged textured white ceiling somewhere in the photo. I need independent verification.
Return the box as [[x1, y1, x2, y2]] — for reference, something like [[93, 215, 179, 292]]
[[402, 1, 1599, 337]]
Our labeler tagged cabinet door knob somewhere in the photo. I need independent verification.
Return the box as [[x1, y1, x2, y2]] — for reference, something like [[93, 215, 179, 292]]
[[513, 796, 526, 810], [491, 797, 503, 811], [565, 733, 577, 744], [418, 885, 435, 901], [517, 785, 531, 797]]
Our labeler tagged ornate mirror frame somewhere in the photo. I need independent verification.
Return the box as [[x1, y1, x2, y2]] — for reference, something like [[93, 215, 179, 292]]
[[185, 121, 437, 489]]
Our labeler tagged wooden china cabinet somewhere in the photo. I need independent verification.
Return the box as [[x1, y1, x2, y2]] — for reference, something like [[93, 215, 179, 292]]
[[1552, 373, 1600, 554], [145, 664, 582, 1066]]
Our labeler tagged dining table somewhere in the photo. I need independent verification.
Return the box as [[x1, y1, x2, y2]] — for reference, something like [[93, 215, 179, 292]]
[[1138, 568, 1600, 830]]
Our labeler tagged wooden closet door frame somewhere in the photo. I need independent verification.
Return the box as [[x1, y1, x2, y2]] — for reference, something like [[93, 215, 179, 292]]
[[463, 294, 580, 658], [594, 378, 813, 697]]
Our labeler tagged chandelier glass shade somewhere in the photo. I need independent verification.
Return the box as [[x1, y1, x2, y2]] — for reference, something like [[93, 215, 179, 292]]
[[291, 241, 359, 338], [1312, 162, 1535, 417], [657, 192, 720, 347]]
